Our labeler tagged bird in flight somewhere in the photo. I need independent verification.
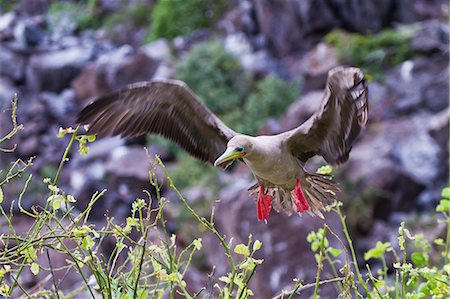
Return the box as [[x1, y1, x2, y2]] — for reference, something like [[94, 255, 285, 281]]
[[77, 66, 368, 222]]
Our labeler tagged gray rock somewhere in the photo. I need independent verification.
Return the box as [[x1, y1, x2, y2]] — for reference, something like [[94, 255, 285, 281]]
[[140, 38, 173, 62], [106, 146, 151, 181], [0, 45, 27, 81], [278, 90, 322, 132], [412, 20, 449, 55], [289, 42, 338, 90], [345, 112, 444, 212], [39, 89, 76, 125], [72, 46, 160, 101], [384, 57, 449, 116], [26, 46, 94, 92], [0, 78, 16, 110], [0, 11, 15, 40], [249, 0, 448, 56]]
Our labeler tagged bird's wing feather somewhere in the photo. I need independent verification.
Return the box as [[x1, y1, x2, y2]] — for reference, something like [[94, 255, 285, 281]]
[[283, 67, 368, 165], [77, 80, 237, 164]]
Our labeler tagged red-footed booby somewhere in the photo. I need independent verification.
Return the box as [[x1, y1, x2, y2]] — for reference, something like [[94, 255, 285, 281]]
[[77, 66, 368, 222]]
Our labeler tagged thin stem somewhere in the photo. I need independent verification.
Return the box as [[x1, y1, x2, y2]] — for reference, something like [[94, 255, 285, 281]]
[[313, 226, 327, 299], [156, 157, 237, 294], [444, 217, 450, 265], [336, 204, 370, 295], [53, 125, 79, 186]]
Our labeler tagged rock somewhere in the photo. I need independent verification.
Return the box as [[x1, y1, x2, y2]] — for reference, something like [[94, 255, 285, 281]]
[[72, 46, 160, 102], [0, 11, 15, 40], [106, 146, 151, 181], [140, 38, 173, 62], [39, 89, 76, 125], [17, 135, 40, 157], [13, 16, 46, 48], [412, 20, 449, 55], [0, 45, 27, 82], [383, 57, 449, 116], [224, 32, 279, 75], [249, 0, 449, 57], [428, 108, 450, 152], [0, 78, 16, 110], [288, 42, 338, 90], [344, 112, 445, 219], [26, 46, 94, 92], [278, 90, 322, 132], [15, 0, 49, 15], [217, 0, 256, 35]]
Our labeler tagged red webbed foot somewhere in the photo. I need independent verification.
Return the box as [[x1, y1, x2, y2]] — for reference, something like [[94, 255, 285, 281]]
[[257, 184, 273, 222], [292, 178, 310, 213]]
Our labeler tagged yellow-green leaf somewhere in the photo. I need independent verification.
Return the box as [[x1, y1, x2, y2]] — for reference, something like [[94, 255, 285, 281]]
[[30, 263, 39, 275], [81, 236, 94, 250], [234, 244, 250, 257], [0, 186, 3, 203]]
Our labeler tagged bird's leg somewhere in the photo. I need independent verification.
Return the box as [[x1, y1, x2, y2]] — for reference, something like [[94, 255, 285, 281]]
[[292, 178, 310, 213], [257, 184, 273, 222]]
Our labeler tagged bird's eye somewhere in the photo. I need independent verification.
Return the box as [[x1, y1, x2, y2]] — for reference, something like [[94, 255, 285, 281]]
[[236, 146, 244, 152]]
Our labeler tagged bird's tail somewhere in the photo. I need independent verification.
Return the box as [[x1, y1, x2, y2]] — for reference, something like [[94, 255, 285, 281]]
[[248, 171, 340, 219], [301, 171, 340, 218]]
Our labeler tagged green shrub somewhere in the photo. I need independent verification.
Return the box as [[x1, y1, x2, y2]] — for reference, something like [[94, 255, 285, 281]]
[[169, 152, 219, 190], [325, 27, 415, 80], [240, 75, 300, 135], [176, 39, 300, 136], [176, 39, 247, 116], [102, 1, 153, 31], [47, 0, 101, 31], [148, 0, 227, 41]]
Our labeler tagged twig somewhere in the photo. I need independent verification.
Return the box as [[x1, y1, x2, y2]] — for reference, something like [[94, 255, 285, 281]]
[[46, 249, 61, 299], [273, 277, 345, 299]]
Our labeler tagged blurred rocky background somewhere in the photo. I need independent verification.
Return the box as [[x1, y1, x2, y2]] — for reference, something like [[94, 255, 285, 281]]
[[0, 0, 448, 297]]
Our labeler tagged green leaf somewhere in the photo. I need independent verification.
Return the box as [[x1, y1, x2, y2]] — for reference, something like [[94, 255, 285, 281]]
[[328, 248, 342, 257], [252, 240, 262, 251], [193, 238, 202, 250], [30, 263, 39, 275], [364, 241, 390, 260], [87, 135, 96, 142], [441, 187, 450, 199], [0, 186, 3, 203], [51, 196, 61, 210], [436, 199, 450, 213], [317, 165, 333, 175], [311, 241, 320, 252], [81, 235, 94, 250], [411, 252, 428, 266], [234, 244, 250, 257]]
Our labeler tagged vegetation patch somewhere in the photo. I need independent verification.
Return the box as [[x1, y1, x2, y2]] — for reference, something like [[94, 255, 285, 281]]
[[325, 27, 415, 80], [147, 0, 228, 41]]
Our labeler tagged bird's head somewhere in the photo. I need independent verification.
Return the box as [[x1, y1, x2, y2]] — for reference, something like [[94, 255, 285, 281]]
[[214, 135, 254, 167]]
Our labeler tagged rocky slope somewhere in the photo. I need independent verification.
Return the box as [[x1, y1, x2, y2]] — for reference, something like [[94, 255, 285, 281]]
[[0, 0, 448, 297]]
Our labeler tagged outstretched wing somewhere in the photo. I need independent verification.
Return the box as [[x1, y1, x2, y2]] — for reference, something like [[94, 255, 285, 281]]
[[283, 66, 368, 165], [77, 80, 237, 164]]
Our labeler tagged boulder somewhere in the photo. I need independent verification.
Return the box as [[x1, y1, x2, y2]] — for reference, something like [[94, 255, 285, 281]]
[[0, 45, 27, 82], [72, 46, 160, 102], [412, 20, 449, 55], [249, 0, 448, 57], [26, 45, 94, 92], [343, 112, 445, 219], [278, 90, 322, 132]]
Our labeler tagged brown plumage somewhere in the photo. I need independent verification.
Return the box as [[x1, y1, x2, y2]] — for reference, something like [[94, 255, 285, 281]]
[[77, 66, 368, 221]]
